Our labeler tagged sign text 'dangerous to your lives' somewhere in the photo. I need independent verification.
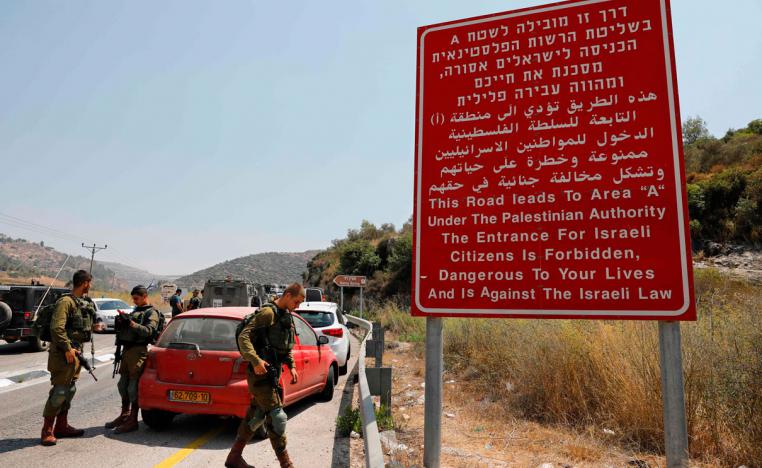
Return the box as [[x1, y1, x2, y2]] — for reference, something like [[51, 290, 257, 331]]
[[413, 0, 695, 319]]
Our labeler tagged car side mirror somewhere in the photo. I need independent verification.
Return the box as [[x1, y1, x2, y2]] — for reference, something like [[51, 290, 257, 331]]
[[318, 335, 329, 345]]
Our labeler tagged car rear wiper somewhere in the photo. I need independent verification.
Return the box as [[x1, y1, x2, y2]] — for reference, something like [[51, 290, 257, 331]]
[[168, 341, 202, 357]]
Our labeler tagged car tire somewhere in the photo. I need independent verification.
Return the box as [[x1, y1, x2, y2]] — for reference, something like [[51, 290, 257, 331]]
[[26, 336, 49, 352], [141, 409, 176, 430], [339, 346, 350, 375], [318, 365, 336, 402], [0, 301, 11, 329]]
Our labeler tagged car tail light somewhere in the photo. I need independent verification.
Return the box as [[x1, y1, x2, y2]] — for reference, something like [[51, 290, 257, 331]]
[[145, 352, 156, 370], [232, 357, 248, 376], [24, 312, 32, 321], [323, 328, 343, 338]]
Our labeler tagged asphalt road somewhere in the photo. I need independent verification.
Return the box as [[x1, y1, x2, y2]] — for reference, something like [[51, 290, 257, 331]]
[[0, 333, 116, 375], [0, 335, 359, 468]]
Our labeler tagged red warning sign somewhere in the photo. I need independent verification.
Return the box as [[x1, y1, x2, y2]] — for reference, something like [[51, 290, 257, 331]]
[[412, 0, 695, 320]]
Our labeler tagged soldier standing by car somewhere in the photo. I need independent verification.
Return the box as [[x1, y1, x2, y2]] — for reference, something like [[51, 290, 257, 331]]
[[225, 283, 304, 468], [104, 285, 160, 434], [188, 288, 202, 310], [169, 288, 184, 318], [41, 270, 97, 446]]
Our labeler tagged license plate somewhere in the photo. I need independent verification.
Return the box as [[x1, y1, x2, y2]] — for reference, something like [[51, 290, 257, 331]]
[[168, 390, 211, 404]]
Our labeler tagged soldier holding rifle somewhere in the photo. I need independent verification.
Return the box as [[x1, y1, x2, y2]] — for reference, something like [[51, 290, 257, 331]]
[[105, 285, 161, 434], [225, 284, 304, 468], [40, 270, 97, 446]]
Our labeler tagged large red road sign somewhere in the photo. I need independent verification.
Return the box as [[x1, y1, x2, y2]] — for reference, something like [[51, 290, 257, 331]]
[[413, 0, 695, 320], [333, 275, 368, 288]]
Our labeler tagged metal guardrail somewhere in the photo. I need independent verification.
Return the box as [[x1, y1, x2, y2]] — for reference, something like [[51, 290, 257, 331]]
[[346, 314, 385, 468]]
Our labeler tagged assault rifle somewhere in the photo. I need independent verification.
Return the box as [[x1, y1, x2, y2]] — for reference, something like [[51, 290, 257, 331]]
[[112, 310, 130, 378], [259, 345, 283, 393], [72, 341, 98, 381]]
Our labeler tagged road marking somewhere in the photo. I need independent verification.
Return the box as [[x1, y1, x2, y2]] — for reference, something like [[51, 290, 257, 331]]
[[153, 425, 225, 468]]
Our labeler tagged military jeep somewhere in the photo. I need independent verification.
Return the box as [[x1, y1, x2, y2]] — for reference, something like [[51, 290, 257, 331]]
[[200, 279, 266, 309], [0, 284, 69, 351]]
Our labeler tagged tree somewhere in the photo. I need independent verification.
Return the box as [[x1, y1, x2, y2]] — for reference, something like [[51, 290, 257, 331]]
[[683, 116, 710, 145]]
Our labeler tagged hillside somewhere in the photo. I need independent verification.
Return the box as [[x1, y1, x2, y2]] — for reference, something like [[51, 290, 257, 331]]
[[174, 250, 320, 290], [100, 261, 177, 288], [0, 234, 166, 290]]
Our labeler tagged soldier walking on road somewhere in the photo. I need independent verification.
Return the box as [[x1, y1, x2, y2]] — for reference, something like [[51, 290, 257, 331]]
[[188, 288, 202, 310], [169, 288, 184, 318], [225, 283, 304, 468], [105, 285, 161, 434], [41, 270, 97, 446]]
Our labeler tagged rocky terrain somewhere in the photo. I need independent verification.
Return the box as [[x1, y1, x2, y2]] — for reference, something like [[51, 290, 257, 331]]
[[173, 250, 320, 290]]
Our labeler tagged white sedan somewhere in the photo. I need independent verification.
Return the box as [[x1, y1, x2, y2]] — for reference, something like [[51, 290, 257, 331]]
[[92, 298, 133, 332], [295, 301, 351, 374]]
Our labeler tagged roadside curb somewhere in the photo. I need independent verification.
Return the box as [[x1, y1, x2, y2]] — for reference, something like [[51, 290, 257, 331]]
[[0, 348, 116, 394]]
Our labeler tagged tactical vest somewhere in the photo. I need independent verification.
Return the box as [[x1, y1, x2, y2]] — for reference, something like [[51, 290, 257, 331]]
[[117, 306, 160, 345], [65, 295, 94, 344], [250, 304, 296, 356]]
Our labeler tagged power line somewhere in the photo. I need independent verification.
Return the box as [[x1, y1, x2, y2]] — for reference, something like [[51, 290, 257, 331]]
[[81, 243, 108, 274]]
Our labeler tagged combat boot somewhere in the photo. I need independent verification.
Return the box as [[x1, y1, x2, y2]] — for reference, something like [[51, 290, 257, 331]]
[[275, 450, 294, 468], [105, 400, 131, 429], [40, 416, 57, 446], [224, 438, 255, 468], [113, 403, 139, 434], [54, 410, 85, 438]]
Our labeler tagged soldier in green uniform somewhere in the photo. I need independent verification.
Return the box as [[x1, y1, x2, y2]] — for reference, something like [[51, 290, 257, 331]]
[[225, 283, 305, 468], [104, 285, 160, 434], [188, 289, 202, 310], [41, 270, 97, 446]]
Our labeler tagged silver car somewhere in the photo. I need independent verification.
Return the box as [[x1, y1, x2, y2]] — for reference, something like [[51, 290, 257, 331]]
[[92, 298, 133, 332]]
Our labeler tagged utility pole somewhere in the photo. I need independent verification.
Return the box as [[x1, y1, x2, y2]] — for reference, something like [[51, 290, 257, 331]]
[[81, 243, 107, 273]]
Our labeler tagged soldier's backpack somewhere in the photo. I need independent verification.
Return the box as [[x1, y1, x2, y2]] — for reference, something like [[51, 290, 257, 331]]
[[143, 307, 166, 344], [234, 303, 277, 354], [31, 294, 74, 342]]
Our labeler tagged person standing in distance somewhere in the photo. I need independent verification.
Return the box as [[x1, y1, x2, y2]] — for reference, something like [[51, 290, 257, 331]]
[[225, 283, 304, 468], [104, 285, 160, 433], [41, 270, 96, 446], [169, 288, 184, 318], [188, 289, 202, 310]]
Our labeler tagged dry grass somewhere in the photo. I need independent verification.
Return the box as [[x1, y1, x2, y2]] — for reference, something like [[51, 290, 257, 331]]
[[369, 269, 762, 466]]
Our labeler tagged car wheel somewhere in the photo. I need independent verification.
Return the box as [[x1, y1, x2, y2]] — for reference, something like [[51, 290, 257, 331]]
[[339, 346, 350, 375], [0, 301, 11, 329], [141, 409, 176, 430], [318, 365, 336, 402], [26, 336, 49, 352]]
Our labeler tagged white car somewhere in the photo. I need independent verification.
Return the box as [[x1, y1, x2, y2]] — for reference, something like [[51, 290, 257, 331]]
[[295, 302, 350, 375], [92, 298, 133, 332]]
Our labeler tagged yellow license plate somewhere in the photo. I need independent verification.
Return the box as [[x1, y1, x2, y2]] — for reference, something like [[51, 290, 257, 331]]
[[168, 390, 211, 404]]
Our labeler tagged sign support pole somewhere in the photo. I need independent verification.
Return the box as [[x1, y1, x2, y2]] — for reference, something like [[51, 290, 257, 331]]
[[359, 287, 364, 318], [424, 317, 443, 468], [658, 321, 689, 467], [340, 286, 344, 312]]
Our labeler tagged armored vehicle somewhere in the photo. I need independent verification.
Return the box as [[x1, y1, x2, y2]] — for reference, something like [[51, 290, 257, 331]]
[[200, 279, 265, 308], [0, 284, 69, 351]]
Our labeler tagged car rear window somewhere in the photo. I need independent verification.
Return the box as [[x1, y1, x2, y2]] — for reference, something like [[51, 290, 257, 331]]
[[295, 311, 334, 328], [96, 300, 130, 310], [157, 317, 239, 351]]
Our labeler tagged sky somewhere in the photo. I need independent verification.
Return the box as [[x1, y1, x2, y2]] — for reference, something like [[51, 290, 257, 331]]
[[1, 0, 761, 275]]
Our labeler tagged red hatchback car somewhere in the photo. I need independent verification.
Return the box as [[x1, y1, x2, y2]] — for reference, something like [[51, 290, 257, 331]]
[[138, 307, 339, 429]]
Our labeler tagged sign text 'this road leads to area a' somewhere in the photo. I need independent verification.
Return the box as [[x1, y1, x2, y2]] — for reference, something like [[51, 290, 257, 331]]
[[333, 275, 368, 288], [413, 0, 695, 320]]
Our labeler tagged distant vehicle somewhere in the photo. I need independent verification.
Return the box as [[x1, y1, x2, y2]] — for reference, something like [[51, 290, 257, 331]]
[[304, 287, 325, 302], [295, 301, 350, 375], [92, 298, 133, 332], [200, 279, 265, 309], [0, 284, 68, 351], [160, 284, 177, 303], [263, 283, 287, 300], [138, 306, 338, 431]]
